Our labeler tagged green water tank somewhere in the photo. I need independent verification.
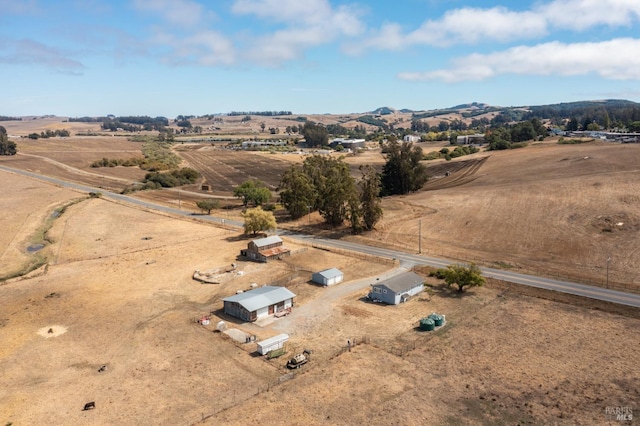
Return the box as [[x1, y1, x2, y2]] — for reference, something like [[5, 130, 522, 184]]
[[420, 317, 435, 331], [429, 313, 444, 327]]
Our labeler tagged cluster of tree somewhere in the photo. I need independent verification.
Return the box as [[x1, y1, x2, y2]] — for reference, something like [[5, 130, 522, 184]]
[[102, 116, 168, 132], [0, 116, 20, 121], [278, 156, 383, 232], [233, 179, 272, 207], [28, 129, 70, 139], [425, 145, 479, 161], [284, 125, 300, 134], [301, 121, 329, 147], [69, 116, 97, 122], [524, 100, 639, 129], [175, 119, 192, 129], [0, 126, 17, 155], [325, 123, 367, 139], [357, 115, 389, 130], [485, 118, 547, 150], [228, 111, 292, 116], [380, 140, 428, 195], [142, 167, 200, 188], [90, 157, 145, 168]]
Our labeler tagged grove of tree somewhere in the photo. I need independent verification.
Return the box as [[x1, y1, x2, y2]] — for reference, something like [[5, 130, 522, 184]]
[[233, 179, 272, 207], [380, 140, 428, 195]]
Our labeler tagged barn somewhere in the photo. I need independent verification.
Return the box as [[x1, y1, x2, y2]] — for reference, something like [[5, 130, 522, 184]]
[[369, 271, 424, 305], [241, 235, 290, 262], [223, 286, 296, 322], [311, 268, 344, 286]]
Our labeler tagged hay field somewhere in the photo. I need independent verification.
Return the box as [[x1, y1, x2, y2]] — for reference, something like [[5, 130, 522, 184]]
[[352, 141, 640, 291], [1, 152, 639, 425]]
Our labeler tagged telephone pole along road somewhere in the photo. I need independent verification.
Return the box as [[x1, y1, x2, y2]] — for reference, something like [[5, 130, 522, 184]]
[[2, 164, 639, 309]]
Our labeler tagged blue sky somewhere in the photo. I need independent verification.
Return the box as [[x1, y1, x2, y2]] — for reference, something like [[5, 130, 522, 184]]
[[2, 0, 640, 117]]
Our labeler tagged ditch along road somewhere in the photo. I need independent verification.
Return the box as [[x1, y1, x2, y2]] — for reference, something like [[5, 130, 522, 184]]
[[2, 164, 639, 309]]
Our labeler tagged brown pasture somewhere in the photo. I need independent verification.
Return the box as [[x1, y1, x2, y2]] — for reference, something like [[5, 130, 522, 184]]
[[2, 119, 640, 424]]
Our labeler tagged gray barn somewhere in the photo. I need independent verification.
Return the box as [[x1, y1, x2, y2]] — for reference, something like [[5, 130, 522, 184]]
[[369, 271, 424, 305]]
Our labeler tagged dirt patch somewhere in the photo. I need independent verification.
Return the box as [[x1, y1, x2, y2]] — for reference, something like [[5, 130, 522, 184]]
[[37, 325, 67, 338]]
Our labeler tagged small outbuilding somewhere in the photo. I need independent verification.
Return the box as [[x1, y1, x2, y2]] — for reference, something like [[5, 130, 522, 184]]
[[223, 285, 296, 322], [256, 333, 289, 355], [312, 268, 344, 286], [369, 271, 424, 305], [241, 235, 290, 262]]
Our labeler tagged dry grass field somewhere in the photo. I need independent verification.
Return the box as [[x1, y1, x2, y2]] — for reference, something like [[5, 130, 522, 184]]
[[2, 118, 640, 424], [345, 141, 640, 292]]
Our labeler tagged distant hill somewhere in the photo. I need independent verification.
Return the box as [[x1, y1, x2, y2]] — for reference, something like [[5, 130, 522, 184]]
[[370, 107, 395, 115]]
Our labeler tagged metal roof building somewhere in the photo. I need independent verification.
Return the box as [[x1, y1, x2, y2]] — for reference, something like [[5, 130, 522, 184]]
[[312, 268, 344, 286], [223, 286, 296, 322], [369, 271, 424, 305]]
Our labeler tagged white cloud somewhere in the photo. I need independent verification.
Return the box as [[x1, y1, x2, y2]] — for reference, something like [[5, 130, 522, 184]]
[[152, 30, 235, 66], [398, 38, 640, 82], [541, 0, 640, 30], [408, 7, 547, 46], [232, 0, 364, 65], [355, 0, 640, 52], [133, 0, 207, 27], [0, 38, 84, 73]]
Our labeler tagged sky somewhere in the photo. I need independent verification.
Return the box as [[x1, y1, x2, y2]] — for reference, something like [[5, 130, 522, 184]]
[[2, 0, 640, 117]]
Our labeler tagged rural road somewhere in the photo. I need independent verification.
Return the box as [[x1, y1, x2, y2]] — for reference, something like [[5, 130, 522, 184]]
[[2, 164, 640, 309]]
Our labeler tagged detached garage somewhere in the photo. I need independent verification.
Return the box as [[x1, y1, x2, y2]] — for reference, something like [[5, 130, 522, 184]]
[[312, 268, 344, 286]]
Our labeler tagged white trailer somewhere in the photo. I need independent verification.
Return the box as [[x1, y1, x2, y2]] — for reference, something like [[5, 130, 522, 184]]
[[256, 333, 289, 355]]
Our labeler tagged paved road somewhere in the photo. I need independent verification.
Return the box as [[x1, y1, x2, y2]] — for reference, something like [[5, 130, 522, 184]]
[[2, 164, 639, 309]]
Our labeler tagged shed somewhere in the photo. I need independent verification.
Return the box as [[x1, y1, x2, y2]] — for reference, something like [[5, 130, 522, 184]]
[[242, 235, 290, 262], [256, 333, 289, 355], [223, 286, 296, 322], [312, 268, 344, 286], [369, 271, 424, 305]]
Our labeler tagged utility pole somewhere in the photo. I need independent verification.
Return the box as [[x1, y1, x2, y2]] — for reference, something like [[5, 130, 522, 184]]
[[178, 189, 181, 209], [418, 219, 422, 254], [606, 255, 611, 288]]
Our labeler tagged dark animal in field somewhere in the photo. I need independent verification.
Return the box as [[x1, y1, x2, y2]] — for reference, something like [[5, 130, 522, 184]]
[[83, 401, 95, 411]]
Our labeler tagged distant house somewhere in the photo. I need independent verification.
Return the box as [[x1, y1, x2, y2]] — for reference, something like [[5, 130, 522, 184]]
[[403, 135, 420, 143], [456, 134, 486, 145], [312, 268, 344, 286], [241, 235, 290, 262], [223, 286, 296, 322], [369, 271, 424, 305]]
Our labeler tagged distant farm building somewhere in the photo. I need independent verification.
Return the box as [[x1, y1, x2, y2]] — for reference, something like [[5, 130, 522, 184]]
[[456, 134, 486, 145], [223, 286, 296, 322], [241, 235, 290, 262], [330, 138, 366, 150], [403, 135, 420, 143], [312, 268, 344, 286], [369, 271, 424, 305]]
